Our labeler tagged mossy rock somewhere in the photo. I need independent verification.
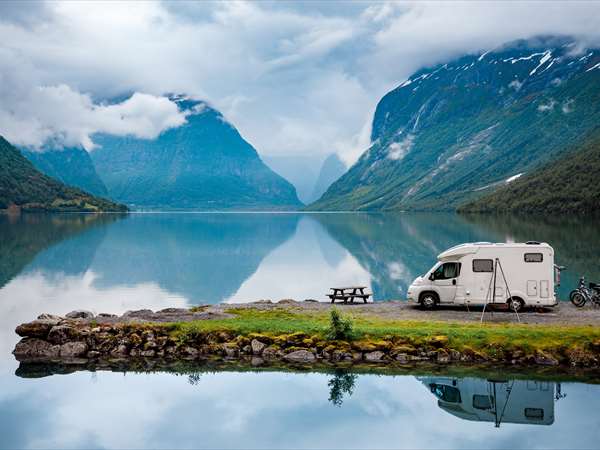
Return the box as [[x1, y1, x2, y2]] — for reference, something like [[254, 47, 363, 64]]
[[129, 333, 142, 346], [427, 335, 449, 347], [272, 336, 288, 347], [352, 341, 378, 352], [247, 333, 274, 344], [286, 332, 310, 345], [391, 344, 417, 356], [235, 336, 250, 347]]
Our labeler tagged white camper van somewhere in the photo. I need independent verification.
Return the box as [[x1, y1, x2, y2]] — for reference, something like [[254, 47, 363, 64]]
[[407, 242, 558, 311]]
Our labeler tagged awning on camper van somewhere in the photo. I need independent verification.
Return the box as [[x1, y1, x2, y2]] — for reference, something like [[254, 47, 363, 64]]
[[437, 244, 480, 260]]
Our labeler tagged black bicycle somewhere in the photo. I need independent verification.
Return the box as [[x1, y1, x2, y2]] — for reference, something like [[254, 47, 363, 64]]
[[570, 276, 600, 307]]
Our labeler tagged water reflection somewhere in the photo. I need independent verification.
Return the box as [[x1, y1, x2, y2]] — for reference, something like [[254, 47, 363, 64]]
[[420, 376, 560, 427], [0, 212, 597, 312], [0, 213, 122, 288], [3, 361, 600, 449]]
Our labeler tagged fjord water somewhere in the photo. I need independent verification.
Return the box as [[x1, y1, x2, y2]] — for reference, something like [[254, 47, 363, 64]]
[[1, 212, 600, 449]]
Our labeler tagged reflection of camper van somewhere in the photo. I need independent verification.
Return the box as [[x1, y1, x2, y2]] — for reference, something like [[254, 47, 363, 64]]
[[407, 242, 558, 311], [418, 377, 556, 426]]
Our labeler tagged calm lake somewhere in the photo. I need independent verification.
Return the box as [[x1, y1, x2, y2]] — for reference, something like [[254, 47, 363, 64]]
[[1, 212, 599, 449]]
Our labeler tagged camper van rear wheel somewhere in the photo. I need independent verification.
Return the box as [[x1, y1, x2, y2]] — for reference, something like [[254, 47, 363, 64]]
[[508, 297, 524, 312], [420, 292, 438, 310]]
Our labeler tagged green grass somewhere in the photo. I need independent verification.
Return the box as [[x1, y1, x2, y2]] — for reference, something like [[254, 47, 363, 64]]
[[163, 307, 600, 356]]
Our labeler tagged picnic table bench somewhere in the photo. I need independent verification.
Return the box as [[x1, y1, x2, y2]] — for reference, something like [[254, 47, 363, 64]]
[[327, 286, 372, 304]]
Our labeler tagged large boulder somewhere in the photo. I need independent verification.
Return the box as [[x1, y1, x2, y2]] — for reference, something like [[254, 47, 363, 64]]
[[251, 339, 266, 355], [283, 350, 316, 363], [60, 341, 88, 357], [47, 325, 80, 345], [15, 319, 60, 338], [364, 351, 385, 362], [65, 310, 95, 319], [13, 338, 60, 359]]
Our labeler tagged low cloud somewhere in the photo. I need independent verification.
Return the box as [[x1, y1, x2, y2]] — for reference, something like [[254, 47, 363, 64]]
[[0, 50, 187, 151], [0, 1, 600, 159]]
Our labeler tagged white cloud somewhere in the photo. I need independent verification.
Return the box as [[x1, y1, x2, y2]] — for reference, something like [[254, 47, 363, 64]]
[[0, 1, 600, 160], [387, 134, 415, 161], [0, 48, 188, 150]]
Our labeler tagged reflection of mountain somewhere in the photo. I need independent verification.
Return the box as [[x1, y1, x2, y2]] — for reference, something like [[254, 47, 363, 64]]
[[315, 213, 598, 301], [0, 213, 121, 288], [90, 214, 299, 304], [314, 213, 497, 300], [461, 214, 600, 300], [312, 219, 347, 269], [419, 376, 557, 426]]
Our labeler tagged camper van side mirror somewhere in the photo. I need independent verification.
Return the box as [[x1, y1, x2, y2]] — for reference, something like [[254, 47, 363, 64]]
[[428, 273, 434, 281]]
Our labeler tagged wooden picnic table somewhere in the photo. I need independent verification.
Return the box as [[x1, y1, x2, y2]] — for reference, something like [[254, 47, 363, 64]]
[[328, 286, 372, 304]]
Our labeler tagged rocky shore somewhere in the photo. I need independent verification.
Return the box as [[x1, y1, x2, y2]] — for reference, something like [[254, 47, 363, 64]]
[[12, 302, 600, 369]]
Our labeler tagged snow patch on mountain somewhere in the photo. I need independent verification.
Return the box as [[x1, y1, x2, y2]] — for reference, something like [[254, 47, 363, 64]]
[[530, 51, 552, 75], [505, 173, 523, 183], [537, 99, 556, 112], [508, 79, 523, 91], [586, 62, 600, 72]]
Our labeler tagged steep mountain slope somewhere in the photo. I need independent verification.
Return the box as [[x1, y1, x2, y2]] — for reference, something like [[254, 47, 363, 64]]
[[22, 147, 108, 197], [311, 37, 600, 211], [0, 136, 126, 212], [91, 98, 302, 210], [459, 129, 600, 214], [310, 153, 346, 204]]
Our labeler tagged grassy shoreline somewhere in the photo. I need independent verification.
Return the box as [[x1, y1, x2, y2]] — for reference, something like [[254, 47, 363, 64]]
[[165, 307, 600, 360], [15, 305, 600, 369]]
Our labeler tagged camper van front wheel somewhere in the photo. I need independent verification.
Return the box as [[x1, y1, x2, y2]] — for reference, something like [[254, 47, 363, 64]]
[[508, 297, 525, 312], [420, 292, 438, 310]]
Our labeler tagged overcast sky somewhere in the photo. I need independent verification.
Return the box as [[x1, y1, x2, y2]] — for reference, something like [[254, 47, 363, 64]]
[[1, 1, 600, 164]]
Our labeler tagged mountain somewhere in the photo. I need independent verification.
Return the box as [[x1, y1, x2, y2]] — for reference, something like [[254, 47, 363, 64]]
[[262, 155, 322, 204], [459, 129, 600, 214], [310, 154, 346, 205], [311, 37, 600, 211], [22, 147, 108, 197], [91, 98, 302, 210], [0, 136, 127, 212]]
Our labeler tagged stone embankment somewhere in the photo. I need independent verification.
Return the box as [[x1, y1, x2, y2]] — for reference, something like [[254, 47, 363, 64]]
[[12, 303, 600, 369]]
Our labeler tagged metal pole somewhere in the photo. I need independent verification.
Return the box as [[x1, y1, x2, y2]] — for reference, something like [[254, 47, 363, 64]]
[[497, 258, 520, 323]]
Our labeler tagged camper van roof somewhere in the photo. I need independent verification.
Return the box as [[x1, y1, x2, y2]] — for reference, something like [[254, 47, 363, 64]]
[[437, 242, 551, 259]]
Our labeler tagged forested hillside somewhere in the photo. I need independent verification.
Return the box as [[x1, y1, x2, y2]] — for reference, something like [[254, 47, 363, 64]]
[[459, 130, 600, 214], [0, 136, 127, 212]]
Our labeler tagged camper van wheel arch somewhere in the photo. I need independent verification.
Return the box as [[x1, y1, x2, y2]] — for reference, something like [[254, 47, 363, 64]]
[[508, 296, 525, 312], [419, 292, 438, 310]]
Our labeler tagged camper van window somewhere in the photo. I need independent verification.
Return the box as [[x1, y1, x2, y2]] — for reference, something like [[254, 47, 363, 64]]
[[524, 253, 543, 263], [473, 259, 493, 272], [472, 395, 493, 410], [432, 262, 461, 280], [429, 384, 461, 403], [524, 408, 544, 420]]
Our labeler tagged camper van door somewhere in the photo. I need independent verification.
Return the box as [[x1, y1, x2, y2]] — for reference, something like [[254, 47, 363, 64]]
[[431, 262, 461, 303]]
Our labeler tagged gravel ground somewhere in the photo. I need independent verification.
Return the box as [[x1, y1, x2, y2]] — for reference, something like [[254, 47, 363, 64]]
[[82, 299, 600, 327], [222, 300, 600, 326]]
